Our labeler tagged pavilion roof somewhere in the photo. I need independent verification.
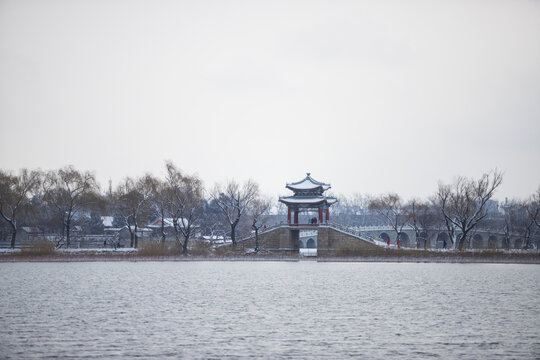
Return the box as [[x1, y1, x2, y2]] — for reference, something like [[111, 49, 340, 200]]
[[279, 195, 337, 206], [286, 173, 331, 192]]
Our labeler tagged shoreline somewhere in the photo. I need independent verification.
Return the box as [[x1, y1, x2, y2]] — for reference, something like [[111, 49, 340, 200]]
[[1, 252, 539, 264]]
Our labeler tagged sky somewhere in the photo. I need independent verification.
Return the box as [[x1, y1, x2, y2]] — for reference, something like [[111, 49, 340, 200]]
[[1, 0, 539, 201]]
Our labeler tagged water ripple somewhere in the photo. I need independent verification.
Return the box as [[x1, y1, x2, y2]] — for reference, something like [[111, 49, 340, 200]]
[[0, 262, 538, 359]]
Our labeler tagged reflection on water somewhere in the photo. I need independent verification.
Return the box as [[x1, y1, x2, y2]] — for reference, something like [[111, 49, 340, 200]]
[[0, 262, 539, 359]]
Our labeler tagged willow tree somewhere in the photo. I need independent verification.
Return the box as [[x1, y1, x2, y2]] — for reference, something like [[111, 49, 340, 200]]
[[151, 179, 171, 243], [43, 166, 98, 248], [114, 175, 157, 248], [165, 161, 204, 255], [0, 169, 42, 248]]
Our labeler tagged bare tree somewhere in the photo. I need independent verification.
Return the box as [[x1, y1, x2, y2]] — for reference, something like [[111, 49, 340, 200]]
[[211, 179, 259, 247], [533, 187, 540, 229], [503, 200, 525, 249], [369, 193, 407, 247], [525, 188, 540, 248], [419, 199, 445, 249], [434, 187, 458, 248], [43, 166, 98, 248], [437, 170, 503, 250], [165, 162, 204, 255], [332, 193, 371, 226], [248, 196, 272, 252], [404, 199, 439, 249], [0, 169, 42, 248], [503, 195, 540, 250], [522, 202, 538, 249], [151, 180, 171, 243], [114, 175, 156, 248]]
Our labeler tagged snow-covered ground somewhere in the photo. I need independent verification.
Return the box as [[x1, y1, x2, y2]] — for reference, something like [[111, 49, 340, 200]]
[[0, 248, 21, 254], [57, 248, 137, 254], [0, 247, 137, 254]]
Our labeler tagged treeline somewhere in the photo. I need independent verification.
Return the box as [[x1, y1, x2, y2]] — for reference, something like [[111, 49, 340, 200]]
[[333, 170, 540, 250], [0, 162, 272, 252], [0, 165, 539, 253]]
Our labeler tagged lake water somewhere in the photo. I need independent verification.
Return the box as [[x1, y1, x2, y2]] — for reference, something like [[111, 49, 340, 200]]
[[0, 261, 539, 359]]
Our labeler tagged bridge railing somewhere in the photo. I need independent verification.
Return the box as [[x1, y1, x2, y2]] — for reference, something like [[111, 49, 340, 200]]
[[325, 223, 381, 244], [235, 222, 289, 243]]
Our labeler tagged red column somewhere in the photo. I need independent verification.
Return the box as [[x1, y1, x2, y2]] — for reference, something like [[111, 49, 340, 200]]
[[287, 208, 291, 224], [326, 208, 330, 223], [293, 210, 298, 225], [318, 208, 323, 224]]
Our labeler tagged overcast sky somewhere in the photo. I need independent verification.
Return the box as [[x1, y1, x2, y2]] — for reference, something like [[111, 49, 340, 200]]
[[1, 0, 539, 201]]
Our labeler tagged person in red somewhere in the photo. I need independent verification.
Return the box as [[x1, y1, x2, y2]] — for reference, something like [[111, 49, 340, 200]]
[[397, 238, 401, 248], [386, 237, 390, 247]]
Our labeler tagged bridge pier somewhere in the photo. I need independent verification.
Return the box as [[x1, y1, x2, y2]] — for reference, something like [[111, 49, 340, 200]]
[[284, 229, 300, 250]]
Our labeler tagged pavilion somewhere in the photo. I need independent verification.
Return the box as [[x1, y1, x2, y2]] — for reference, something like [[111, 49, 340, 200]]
[[279, 173, 337, 226]]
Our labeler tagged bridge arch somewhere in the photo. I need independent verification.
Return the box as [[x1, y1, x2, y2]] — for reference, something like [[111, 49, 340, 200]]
[[514, 239, 522, 249], [299, 239, 305, 248], [472, 234, 484, 249], [437, 232, 449, 248], [398, 232, 410, 247], [306, 238, 316, 248], [419, 231, 429, 248]]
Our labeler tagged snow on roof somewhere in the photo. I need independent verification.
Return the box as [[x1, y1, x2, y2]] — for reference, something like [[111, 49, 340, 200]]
[[101, 216, 114, 227], [202, 235, 226, 240], [279, 195, 337, 205], [286, 173, 331, 191], [148, 218, 175, 227], [127, 226, 153, 232], [21, 227, 41, 233], [147, 218, 194, 228]]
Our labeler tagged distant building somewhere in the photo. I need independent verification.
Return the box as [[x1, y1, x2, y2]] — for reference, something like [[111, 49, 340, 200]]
[[147, 218, 176, 231], [201, 235, 230, 244], [101, 216, 114, 228], [147, 218, 200, 239], [19, 227, 43, 242], [119, 226, 153, 240]]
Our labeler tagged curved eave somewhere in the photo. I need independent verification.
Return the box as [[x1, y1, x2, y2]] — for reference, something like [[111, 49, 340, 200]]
[[286, 174, 331, 192], [279, 197, 338, 206], [286, 184, 331, 192]]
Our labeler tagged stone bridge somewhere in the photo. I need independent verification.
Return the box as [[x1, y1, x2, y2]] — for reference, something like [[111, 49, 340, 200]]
[[240, 224, 534, 252], [240, 224, 380, 254], [344, 226, 532, 249]]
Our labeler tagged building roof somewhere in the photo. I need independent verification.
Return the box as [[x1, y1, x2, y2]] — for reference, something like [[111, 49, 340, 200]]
[[21, 227, 41, 233], [279, 195, 337, 206], [105, 226, 153, 233], [147, 218, 195, 228], [148, 218, 175, 228], [286, 173, 331, 192], [101, 216, 114, 227], [127, 226, 153, 232]]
